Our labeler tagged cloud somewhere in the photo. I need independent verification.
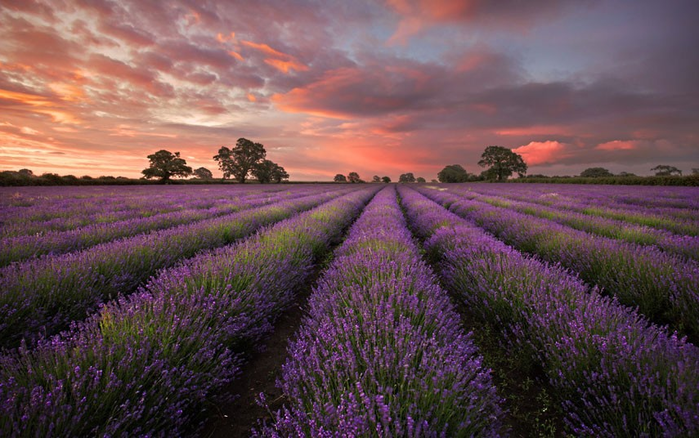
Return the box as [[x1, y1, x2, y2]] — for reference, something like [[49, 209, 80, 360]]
[[0, 0, 697, 180], [595, 140, 639, 151], [386, 0, 585, 44], [514, 141, 573, 166]]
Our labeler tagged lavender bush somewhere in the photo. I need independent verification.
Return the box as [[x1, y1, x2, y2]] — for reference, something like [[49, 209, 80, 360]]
[[469, 192, 699, 262], [258, 187, 504, 437], [0, 187, 354, 349], [0, 186, 324, 266], [0, 185, 285, 237], [415, 185, 699, 343], [0, 187, 378, 437], [468, 184, 699, 235], [399, 185, 699, 436]]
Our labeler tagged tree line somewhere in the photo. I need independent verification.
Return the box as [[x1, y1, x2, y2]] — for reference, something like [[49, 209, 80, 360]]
[[141, 138, 289, 183], [333, 145, 529, 184], [2, 142, 697, 186]]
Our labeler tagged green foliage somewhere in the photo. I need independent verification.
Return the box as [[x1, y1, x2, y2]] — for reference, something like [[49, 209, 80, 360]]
[[437, 164, 469, 183], [416, 176, 426, 183], [141, 150, 193, 182], [580, 167, 614, 178], [399, 172, 416, 183], [347, 172, 362, 183], [213, 138, 266, 183], [252, 159, 289, 183], [478, 146, 527, 181], [333, 174, 347, 182], [651, 165, 682, 176], [193, 167, 213, 180], [381, 176, 391, 183]]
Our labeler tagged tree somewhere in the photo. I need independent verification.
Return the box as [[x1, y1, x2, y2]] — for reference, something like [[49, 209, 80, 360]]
[[438, 164, 470, 183], [580, 167, 614, 178], [334, 174, 347, 182], [478, 146, 527, 181], [618, 171, 636, 177], [399, 172, 415, 183], [193, 167, 213, 180], [480, 168, 498, 181], [651, 165, 682, 176], [693, 168, 699, 175], [416, 177, 426, 183], [252, 159, 289, 183], [381, 176, 391, 183], [270, 164, 289, 183], [18, 169, 34, 178], [142, 150, 192, 182], [213, 138, 266, 183], [372, 175, 381, 183], [347, 172, 362, 183]]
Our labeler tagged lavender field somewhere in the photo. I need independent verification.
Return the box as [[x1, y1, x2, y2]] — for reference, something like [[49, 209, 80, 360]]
[[0, 183, 698, 437]]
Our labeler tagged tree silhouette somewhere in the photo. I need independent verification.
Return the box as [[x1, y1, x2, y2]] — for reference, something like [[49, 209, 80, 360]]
[[252, 159, 289, 183], [438, 164, 469, 183], [381, 176, 391, 183], [580, 167, 614, 178], [478, 146, 527, 181], [651, 165, 682, 176], [142, 150, 192, 182], [347, 172, 362, 183], [193, 167, 213, 180], [213, 138, 266, 183], [334, 174, 347, 182], [399, 173, 415, 183]]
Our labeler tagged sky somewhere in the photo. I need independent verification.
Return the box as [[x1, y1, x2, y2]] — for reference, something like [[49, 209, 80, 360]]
[[1, 0, 698, 181]]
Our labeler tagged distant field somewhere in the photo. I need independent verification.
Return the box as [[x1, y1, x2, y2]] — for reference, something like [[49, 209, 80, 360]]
[[1, 183, 697, 437]]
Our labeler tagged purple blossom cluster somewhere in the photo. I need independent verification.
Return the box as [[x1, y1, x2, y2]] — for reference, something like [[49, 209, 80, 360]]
[[414, 185, 699, 343], [0, 187, 355, 349], [468, 191, 699, 262], [258, 186, 504, 437], [0, 185, 286, 237], [470, 184, 699, 235], [0, 186, 378, 437], [0, 186, 323, 266], [398, 185, 699, 436]]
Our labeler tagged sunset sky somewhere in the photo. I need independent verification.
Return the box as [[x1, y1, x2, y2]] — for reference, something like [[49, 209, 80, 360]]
[[1, 0, 698, 181]]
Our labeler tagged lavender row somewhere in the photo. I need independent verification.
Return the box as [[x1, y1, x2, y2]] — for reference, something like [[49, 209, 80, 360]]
[[468, 184, 699, 235], [474, 183, 699, 212], [416, 186, 699, 343], [0, 187, 379, 437], [399, 186, 699, 436], [0, 185, 288, 238], [0, 186, 325, 266], [469, 192, 699, 262], [257, 187, 503, 437], [0, 187, 354, 350]]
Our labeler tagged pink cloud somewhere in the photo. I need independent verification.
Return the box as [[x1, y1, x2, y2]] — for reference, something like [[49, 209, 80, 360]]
[[385, 0, 579, 43], [595, 140, 639, 151], [513, 140, 572, 166]]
